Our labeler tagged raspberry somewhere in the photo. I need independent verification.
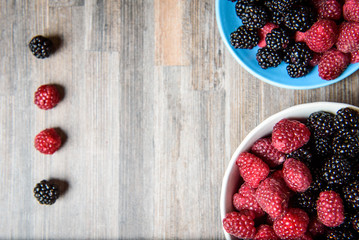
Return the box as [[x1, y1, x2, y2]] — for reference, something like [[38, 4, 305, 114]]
[[318, 49, 350, 80], [34, 128, 62, 154], [273, 208, 309, 239], [336, 21, 359, 53], [250, 137, 286, 167], [257, 23, 278, 48], [299, 233, 313, 240], [350, 49, 359, 63], [236, 152, 270, 188], [283, 158, 312, 192], [272, 119, 311, 154], [317, 0, 342, 21], [317, 191, 345, 227], [255, 177, 291, 220], [254, 224, 279, 240], [343, 0, 359, 23], [295, 31, 307, 42], [309, 52, 322, 67], [233, 183, 265, 218], [305, 19, 338, 53], [34, 84, 61, 110], [222, 211, 256, 239]]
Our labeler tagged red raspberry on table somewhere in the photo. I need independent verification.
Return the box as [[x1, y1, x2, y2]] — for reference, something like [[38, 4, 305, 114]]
[[316, 191, 345, 227], [257, 23, 278, 48], [250, 137, 286, 168], [255, 177, 291, 220], [295, 31, 307, 42], [336, 21, 359, 53], [309, 52, 322, 66], [305, 19, 338, 53], [283, 158, 312, 192], [317, 0, 342, 20], [222, 211, 256, 239], [236, 152, 269, 188], [254, 224, 279, 240], [273, 208, 309, 239], [233, 183, 265, 219], [272, 119, 311, 154], [34, 128, 62, 154], [343, 0, 359, 22], [34, 84, 61, 110], [351, 49, 359, 63], [318, 49, 350, 80]]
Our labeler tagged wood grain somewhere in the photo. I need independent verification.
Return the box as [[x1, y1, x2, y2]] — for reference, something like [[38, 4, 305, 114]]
[[0, 0, 358, 239]]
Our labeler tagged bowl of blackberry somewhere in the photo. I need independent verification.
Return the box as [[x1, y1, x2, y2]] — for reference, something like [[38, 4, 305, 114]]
[[216, 0, 359, 89], [220, 102, 359, 239]]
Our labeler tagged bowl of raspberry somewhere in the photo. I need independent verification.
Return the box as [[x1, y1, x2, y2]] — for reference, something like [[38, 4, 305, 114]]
[[220, 102, 359, 239], [216, 0, 359, 90]]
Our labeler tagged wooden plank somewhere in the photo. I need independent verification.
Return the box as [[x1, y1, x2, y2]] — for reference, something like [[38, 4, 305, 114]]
[[154, 0, 189, 66]]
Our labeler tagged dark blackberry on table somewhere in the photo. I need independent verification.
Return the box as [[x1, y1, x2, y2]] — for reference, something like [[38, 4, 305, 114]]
[[265, 28, 290, 50], [321, 155, 354, 187], [264, 0, 298, 14], [307, 111, 335, 138], [293, 190, 318, 216], [241, 5, 269, 29], [230, 26, 259, 49], [332, 130, 359, 159], [334, 108, 359, 132], [343, 180, 359, 210], [269, 10, 285, 25], [256, 47, 282, 69], [286, 62, 311, 78], [353, 214, 359, 234], [284, 42, 313, 65], [286, 145, 313, 167], [312, 137, 333, 157], [284, 6, 316, 32], [33, 180, 59, 205], [28, 36, 53, 59]]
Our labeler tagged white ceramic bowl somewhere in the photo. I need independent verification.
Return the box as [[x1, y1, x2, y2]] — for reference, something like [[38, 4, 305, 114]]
[[220, 102, 359, 240]]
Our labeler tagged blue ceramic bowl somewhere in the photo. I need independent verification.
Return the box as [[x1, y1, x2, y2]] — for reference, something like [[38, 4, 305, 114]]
[[215, 0, 359, 90]]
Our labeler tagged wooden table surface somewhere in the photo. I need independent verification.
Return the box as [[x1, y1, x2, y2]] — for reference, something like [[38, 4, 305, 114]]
[[1, 0, 358, 239]]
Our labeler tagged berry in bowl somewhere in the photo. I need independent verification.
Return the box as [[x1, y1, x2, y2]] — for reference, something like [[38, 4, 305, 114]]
[[216, 0, 359, 89], [220, 102, 359, 239]]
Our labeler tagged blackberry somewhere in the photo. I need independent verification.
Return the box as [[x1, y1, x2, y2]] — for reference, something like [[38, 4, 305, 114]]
[[241, 5, 269, 29], [269, 10, 285, 25], [334, 107, 359, 132], [332, 130, 359, 159], [286, 62, 311, 78], [353, 214, 359, 234], [321, 155, 353, 187], [343, 180, 359, 210], [293, 190, 318, 216], [256, 47, 282, 69], [307, 111, 335, 138], [33, 180, 59, 205], [325, 229, 357, 240], [235, 0, 261, 18], [264, 0, 298, 13], [284, 6, 316, 32], [265, 28, 290, 50], [28, 36, 53, 59], [312, 137, 333, 157], [284, 42, 313, 65], [230, 26, 259, 49], [286, 145, 313, 167]]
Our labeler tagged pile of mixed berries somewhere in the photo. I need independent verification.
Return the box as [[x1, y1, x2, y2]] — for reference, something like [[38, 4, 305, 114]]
[[228, 0, 359, 80], [223, 107, 359, 239]]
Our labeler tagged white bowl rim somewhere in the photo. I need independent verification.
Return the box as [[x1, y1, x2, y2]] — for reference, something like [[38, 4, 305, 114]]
[[220, 101, 359, 240]]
